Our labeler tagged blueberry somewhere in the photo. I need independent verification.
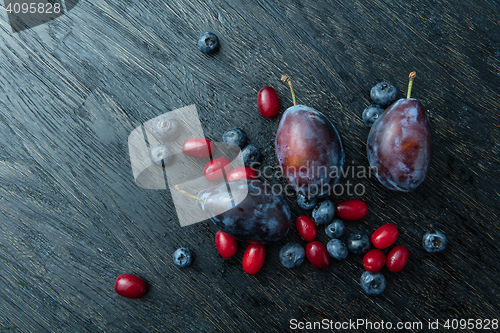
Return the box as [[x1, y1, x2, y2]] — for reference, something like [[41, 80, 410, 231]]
[[241, 144, 261, 167], [151, 114, 180, 142], [297, 193, 317, 210], [312, 200, 335, 225], [197, 32, 220, 54], [279, 242, 305, 268], [173, 248, 192, 268], [150, 144, 171, 166], [326, 239, 348, 260], [325, 219, 345, 239], [347, 231, 370, 255], [370, 82, 398, 107], [222, 128, 247, 148], [360, 271, 386, 295], [362, 104, 384, 127], [422, 230, 447, 253]]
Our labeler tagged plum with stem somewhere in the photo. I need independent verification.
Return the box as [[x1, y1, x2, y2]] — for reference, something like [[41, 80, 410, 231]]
[[367, 72, 432, 191], [275, 76, 344, 198]]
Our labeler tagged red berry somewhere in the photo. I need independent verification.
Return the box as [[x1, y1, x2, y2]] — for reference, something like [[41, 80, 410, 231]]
[[335, 200, 368, 221], [257, 86, 280, 118], [371, 223, 399, 249], [242, 244, 266, 274], [386, 245, 409, 272], [215, 230, 238, 259], [305, 241, 331, 270], [363, 249, 386, 273], [226, 167, 258, 182], [114, 274, 147, 299], [203, 157, 231, 182], [296, 216, 317, 242], [182, 138, 214, 158]]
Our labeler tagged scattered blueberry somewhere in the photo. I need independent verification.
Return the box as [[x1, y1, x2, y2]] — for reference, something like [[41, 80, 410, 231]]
[[347, 231, 370, 255], [362, 104, 384, 127], [150, 144, 171, 166], [312, 200, 335, 225], [197, 32, 220, 54], [222, 128, 247, 148], [422, 230, 448, 253], [173, 248, 192, 268], [326, 239, 348, 260], [325, 219, 345, 239], [360, 271, 386, 295], [297, 193, 317, 210], [241, 144, 261, 167], [151, 114, 180, 142], [279, 242, 306, 268], [370, 82, 398, 107]]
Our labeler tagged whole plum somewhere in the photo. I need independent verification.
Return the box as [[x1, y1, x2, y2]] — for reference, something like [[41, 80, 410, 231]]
[[275, 105, 344, 198], [199, 179, 292, 244], [367, 98, 432, 191]]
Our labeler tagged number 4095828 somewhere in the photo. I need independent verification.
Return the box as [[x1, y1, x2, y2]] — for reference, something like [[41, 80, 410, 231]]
[[443, 319, 498, 330], [5, 2, 62, 14]]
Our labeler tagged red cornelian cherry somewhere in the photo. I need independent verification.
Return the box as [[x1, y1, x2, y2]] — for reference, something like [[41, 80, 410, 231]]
[[114, 274, 147, 299], [363, 249, 386, 273], [242, 244, 266, 274], [371, 224, 399, 249], [335, 200, 368, 221], [257, 86, 280, 118], [182, 138, 214, 158], [226, 167, 258, 182], [296, 216, 317, 242], [386, 245, 409, 272], [305, 241, 331, 270], [203, 157, 231, 182], [215, 230, 238, 259]]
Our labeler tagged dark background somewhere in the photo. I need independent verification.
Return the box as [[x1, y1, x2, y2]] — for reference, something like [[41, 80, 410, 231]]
[[0, 0, 499, 331]]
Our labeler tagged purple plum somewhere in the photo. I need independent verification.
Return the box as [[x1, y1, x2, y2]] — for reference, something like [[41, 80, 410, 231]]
[[275, 105, 344, 198], [367, 98, 432, 191], [199, 179, 292, 244]]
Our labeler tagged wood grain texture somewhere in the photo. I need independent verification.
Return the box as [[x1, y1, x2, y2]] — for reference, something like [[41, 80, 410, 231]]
[[0, 0, 499, 331]]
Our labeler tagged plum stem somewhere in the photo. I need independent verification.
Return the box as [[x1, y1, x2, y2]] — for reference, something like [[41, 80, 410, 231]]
[[281, 75, 296, 106], [407, 71, 416, 99], [174, 185, 205, 203]]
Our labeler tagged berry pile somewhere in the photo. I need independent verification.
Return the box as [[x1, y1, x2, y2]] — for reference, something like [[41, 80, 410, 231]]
[[280, 199, 369, 271], [359, 224, 408, 295], [116, 39, 447, 299]]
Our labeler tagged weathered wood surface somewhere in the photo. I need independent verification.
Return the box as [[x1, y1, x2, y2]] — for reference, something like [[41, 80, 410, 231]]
[[0, 0, 499, 331]]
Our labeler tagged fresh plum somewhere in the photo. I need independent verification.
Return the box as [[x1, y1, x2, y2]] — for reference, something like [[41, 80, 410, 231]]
[[199, 180, 292, 244], [367, 98, 432, 191], [275, 105, 344, 198], [367, 73, 432, 192]]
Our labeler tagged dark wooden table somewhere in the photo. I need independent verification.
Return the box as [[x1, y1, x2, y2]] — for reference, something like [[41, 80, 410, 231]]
[[1, 0, 499, 332]]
